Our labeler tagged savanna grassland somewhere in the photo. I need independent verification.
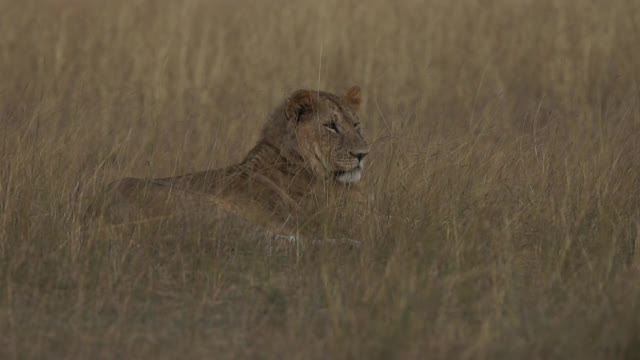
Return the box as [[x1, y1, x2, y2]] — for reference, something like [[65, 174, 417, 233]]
[[1, 0, 640, 358]]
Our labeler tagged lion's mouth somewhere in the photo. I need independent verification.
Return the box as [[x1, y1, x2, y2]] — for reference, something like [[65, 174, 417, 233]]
[[335, 166, 362, 184]]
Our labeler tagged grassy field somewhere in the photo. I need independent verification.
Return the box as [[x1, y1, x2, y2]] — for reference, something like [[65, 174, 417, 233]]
[[1, 0, 640, 358]]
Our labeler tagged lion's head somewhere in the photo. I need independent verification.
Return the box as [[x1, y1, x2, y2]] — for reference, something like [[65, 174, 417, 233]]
[[262, 86, 370, 184]]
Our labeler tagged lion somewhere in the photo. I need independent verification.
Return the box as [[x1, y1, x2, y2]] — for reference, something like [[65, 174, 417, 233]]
[[86, 86, 370, 242]]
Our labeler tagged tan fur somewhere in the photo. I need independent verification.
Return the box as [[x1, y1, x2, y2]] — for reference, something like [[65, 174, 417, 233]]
[[87, 86, 370, 237]]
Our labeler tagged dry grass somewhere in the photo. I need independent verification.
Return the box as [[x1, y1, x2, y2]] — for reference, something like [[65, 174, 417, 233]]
[[2, 0, 640, 358]]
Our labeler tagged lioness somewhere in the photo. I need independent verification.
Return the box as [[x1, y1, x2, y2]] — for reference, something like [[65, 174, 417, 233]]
[[87, 86, 369, 241]]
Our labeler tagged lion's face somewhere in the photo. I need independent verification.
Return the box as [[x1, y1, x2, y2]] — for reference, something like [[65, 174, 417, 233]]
[[286, 86, 369, 184]]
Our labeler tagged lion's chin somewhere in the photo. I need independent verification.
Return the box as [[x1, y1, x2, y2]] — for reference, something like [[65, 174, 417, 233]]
[[335, 168, 362, 184]]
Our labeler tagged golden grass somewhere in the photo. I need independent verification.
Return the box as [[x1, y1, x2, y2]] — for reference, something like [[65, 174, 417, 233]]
[[1, 0, 640, 358]]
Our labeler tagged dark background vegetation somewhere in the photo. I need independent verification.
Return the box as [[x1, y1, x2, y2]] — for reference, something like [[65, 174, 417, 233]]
[[1, 0, 640, 358]]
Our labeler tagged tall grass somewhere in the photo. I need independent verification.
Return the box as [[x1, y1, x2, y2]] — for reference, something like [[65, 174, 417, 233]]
[[1, 0, 640, 358]]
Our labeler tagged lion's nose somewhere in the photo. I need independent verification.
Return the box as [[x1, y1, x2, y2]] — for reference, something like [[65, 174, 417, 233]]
[[351, 150, 368, 162]]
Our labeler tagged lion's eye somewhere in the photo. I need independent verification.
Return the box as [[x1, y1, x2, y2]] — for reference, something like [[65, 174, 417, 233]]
[[324, 122, 339, 133], [354, 122, 360, 129]]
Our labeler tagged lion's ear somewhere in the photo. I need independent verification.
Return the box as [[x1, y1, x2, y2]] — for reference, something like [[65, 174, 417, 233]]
[[286, 90, 315, 123], [345, 85, 361, 110]]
